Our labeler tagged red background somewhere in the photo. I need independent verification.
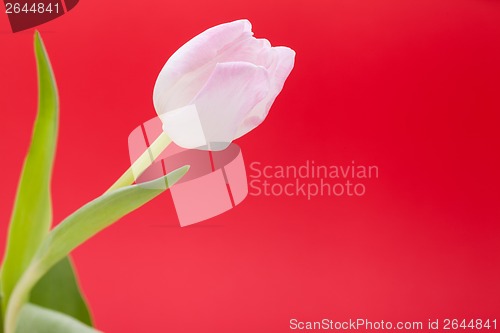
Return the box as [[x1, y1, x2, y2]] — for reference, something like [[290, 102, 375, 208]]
[[1, 0, 499, 332]]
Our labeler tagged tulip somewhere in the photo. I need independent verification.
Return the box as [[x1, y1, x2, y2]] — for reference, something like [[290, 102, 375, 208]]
[[153, 19, 295, 150]]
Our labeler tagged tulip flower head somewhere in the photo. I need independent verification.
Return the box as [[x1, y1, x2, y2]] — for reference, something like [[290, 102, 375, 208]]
[[153, 19, 295, 151]]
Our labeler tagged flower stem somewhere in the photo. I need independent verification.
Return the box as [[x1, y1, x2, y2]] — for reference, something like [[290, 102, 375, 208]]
[[106, 131, 172, 193]]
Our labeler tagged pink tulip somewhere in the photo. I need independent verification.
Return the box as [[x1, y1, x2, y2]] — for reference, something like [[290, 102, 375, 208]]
[[153, 19, 295, 150]]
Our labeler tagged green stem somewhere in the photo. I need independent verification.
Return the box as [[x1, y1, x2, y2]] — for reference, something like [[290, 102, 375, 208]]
[[106, 131, 172, 193]]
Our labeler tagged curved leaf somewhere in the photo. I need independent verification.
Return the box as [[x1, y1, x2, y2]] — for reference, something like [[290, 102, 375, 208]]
[[0, 32, 94, 328], [1, 31, 59, 312], [17, 304, 99, 333]]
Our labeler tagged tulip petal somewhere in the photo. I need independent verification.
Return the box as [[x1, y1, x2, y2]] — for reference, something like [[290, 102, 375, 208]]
[[153, 19, 253, 115], [160, 61, 269, 150], [159, 104, 207, 149], [154, 19, 295, 149], [236, 46, 295, 138], [216, 37, 274, 69]]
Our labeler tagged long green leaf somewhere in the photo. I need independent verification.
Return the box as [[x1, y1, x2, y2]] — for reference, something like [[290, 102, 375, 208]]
[[30, 257, 92, 326], [0, 31, 59, 313], [0, 31, 94, 328], [5, 167, 189, 333], [17, 304, 99, 333]]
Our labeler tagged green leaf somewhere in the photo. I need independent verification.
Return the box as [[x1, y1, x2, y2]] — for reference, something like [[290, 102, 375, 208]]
[[30, 257, 92, 326], [40, 167, 188, 271], [16, 304, 99, 333], [0, 31, 93, 329], [1, 31, 59, 312], [5, 167, 189, 333]]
